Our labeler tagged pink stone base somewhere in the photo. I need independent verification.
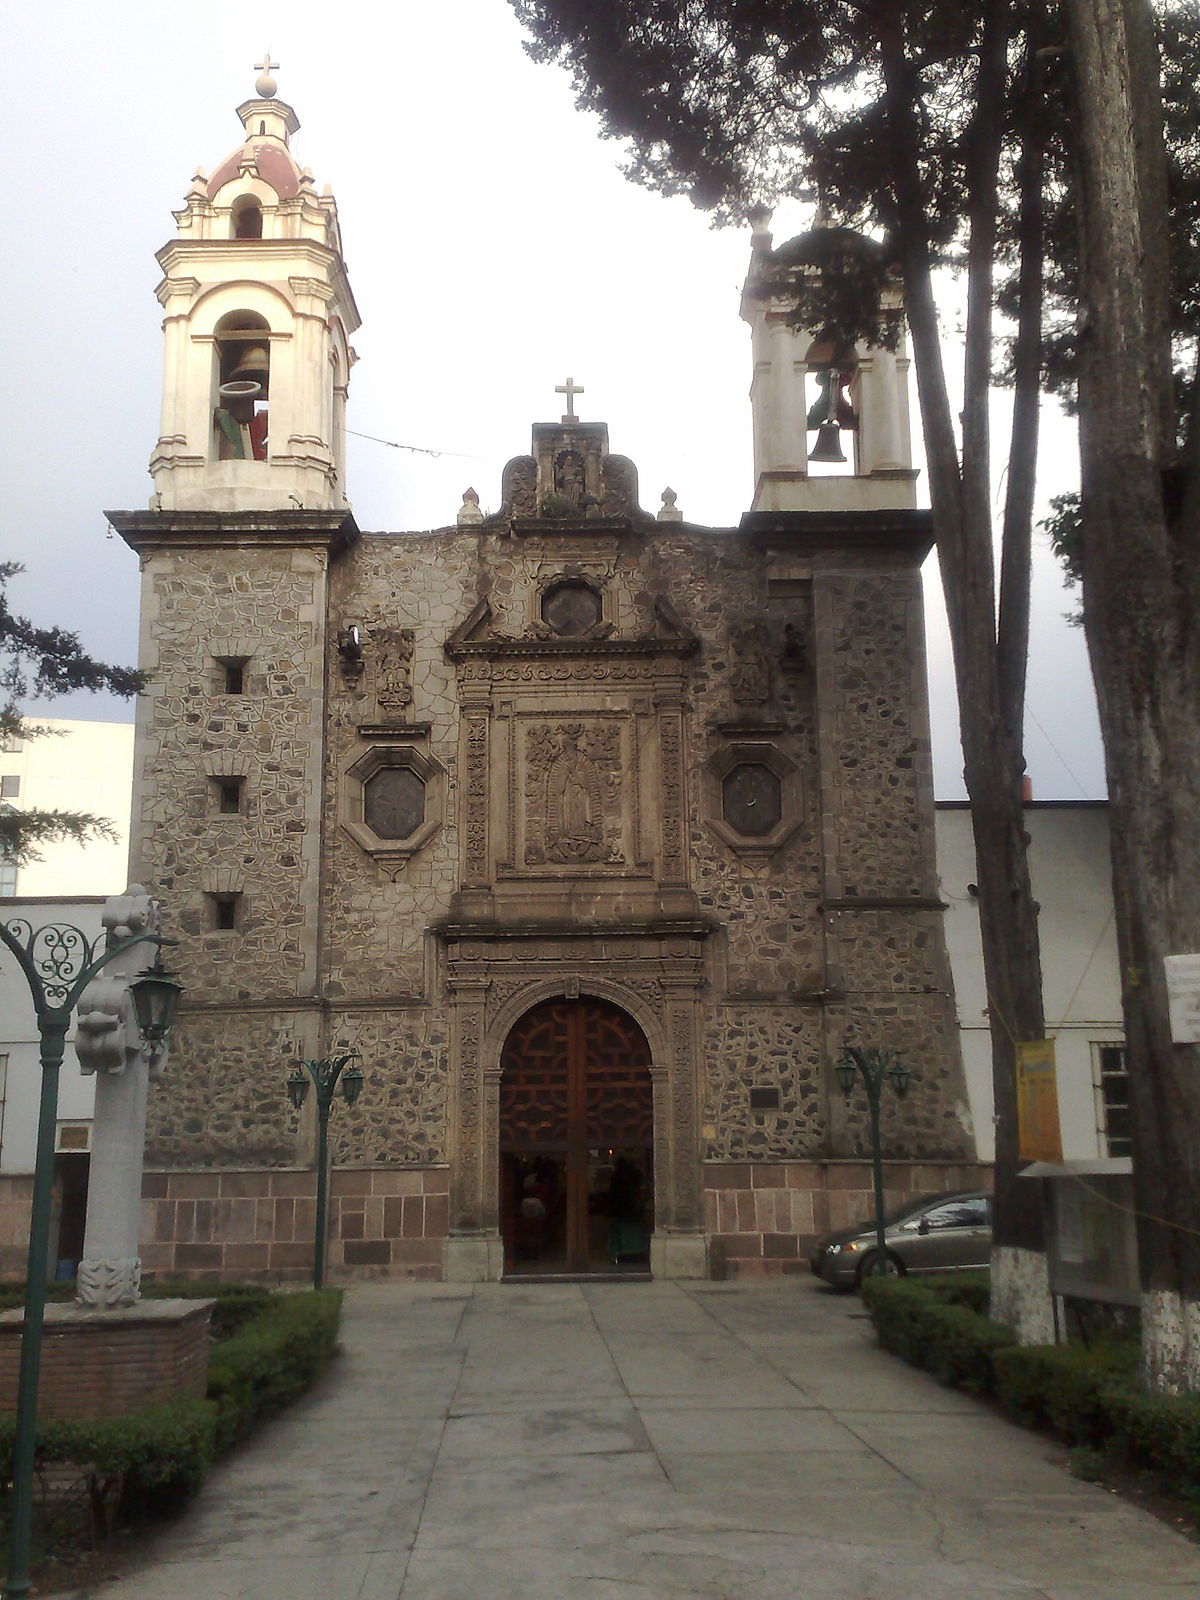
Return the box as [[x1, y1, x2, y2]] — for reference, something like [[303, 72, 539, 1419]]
[[137, 1165, 452, 1283], [703, 1159, 993, 1278]]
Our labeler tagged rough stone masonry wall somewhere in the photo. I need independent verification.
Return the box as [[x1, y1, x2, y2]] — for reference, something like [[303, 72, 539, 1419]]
[[136, 546, 327, 997], [139, 543, 332, 1168], [818, 568, 971, 1159], [130, 515, 972, 1279]]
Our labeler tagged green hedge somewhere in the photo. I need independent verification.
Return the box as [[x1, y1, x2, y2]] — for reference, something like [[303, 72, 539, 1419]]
[[860, 1275, 1017, 1395], [206, 1288, 342, 1450], [0, 1286, 343, 1551], [0, 1399, 217, 1529], [993, 1342, 1138, 1446], [861, 1276, 1200, 1500]]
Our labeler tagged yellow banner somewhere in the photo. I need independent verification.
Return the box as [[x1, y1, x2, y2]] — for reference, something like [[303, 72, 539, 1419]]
[[1017, 1039, 1063, 1163]]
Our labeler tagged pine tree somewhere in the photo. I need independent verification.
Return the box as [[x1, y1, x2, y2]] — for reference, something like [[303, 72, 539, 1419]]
[[0, 563, 143, 865]]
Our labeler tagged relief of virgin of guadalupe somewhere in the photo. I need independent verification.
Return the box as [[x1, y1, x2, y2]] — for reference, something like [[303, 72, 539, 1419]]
[[526, 723, 624, 866]]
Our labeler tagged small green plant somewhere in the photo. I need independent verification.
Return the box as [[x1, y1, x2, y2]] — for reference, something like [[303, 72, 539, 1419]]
[[538, 492, 578, 518]]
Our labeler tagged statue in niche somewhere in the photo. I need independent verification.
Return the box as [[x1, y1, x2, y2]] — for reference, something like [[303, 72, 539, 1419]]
[[730, 623, 771, 707], [525, 722, 623, 865], [554, 450, 586, 508], [370, 627, 415, 715]]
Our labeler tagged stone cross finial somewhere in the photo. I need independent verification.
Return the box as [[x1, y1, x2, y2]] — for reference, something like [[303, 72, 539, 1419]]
[[555, 377, 584, 423], [254, 51, 280, 98]]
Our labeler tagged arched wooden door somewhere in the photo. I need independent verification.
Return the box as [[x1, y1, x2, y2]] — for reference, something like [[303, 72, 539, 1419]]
[[499, 998, 653, 1274]]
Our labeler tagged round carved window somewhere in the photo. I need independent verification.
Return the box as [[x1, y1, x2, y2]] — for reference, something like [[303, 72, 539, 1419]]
[[722, 763, 782, 837], [363, 766, 426, 840], [541, 580, 601, 637]]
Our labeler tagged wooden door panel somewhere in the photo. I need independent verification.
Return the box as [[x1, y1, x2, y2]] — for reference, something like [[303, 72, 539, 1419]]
[[500, 998, 652, 1272]]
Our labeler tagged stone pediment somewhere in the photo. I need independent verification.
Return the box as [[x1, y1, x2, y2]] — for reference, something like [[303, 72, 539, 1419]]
[[483, 418, 655, 525], [444, 596, 698, 661]]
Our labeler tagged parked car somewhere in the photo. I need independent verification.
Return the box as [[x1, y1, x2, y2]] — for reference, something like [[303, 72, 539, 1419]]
[[810, 1190, 993, 1289]]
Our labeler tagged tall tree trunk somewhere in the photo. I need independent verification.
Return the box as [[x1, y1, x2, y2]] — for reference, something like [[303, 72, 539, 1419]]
[[1067, 0, 1200, 1389], [879, 1, 1049, 1338]]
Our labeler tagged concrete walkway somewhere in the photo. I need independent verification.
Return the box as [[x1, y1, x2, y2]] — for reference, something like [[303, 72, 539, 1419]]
[[60, 1278, 1200, 1600]]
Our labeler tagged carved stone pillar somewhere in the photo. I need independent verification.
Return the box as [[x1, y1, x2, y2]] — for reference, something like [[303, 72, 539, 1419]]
[[651, 980, 709, 1279], [444, 980, 503, 1282]]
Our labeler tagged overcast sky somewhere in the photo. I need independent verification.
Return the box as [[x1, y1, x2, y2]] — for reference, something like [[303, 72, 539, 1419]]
[[0, 0, 1104, 800]]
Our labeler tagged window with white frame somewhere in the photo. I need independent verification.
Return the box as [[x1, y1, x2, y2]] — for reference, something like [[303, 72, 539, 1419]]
[[1092, 1043, 1131, 1157]]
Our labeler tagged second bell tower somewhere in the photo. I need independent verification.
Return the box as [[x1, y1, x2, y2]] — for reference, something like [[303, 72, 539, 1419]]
[[149, 59, 360, 512]]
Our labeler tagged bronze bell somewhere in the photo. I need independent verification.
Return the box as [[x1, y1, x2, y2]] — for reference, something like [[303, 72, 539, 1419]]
[[228, 342, 270, 390], [808, 422, 847, 464]]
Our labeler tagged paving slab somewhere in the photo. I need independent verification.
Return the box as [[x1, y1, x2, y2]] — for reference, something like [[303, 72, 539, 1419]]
[[51, 1276, 1200, 1600]]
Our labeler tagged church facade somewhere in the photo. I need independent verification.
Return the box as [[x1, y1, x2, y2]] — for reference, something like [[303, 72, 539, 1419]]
[[109, 71, 983, 1284]]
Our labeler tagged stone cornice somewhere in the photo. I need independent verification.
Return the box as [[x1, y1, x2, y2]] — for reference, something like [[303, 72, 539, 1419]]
[[740, 508, 934, 563], [106, 508, 359, 557], [434, 917, 716, 942], [445, 635, 697, 662]]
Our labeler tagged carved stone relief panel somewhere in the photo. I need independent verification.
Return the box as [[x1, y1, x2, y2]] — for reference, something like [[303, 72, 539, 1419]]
[[522, 719, 625, 867], [657, 711, 687, 885], [729, 622, 771, 709], [450, 991, 487, 1232], [368, 626, 415, 718], [462, 712, 490, 888]]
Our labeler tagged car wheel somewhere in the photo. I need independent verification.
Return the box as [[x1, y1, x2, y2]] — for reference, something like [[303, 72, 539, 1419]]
[[857, 1250, 905, 1285]]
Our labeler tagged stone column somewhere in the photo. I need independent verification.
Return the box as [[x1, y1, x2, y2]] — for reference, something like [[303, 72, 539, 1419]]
[[74, 888, 168, 1309]]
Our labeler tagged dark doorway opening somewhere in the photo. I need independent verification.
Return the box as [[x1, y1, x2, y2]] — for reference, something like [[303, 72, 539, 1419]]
[[499, 998, 653, 1276], [53, 1152, 89, 1278]]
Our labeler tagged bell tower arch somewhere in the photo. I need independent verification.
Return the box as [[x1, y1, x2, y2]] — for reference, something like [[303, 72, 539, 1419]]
[[148, 61, 359, 512], [740, 210, 919, 514]]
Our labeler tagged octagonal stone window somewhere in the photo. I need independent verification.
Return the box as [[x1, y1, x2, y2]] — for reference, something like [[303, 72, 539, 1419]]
[[541, 580, 601, 637], [342, 742, 445, 879], [705, 740, 803, 859], [722, 762, 782, 837], [364, 766, 425, 840]]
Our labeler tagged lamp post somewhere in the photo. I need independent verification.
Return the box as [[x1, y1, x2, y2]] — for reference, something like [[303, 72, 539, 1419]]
[[835, 1045, 911, 1278], [285, 1049, 364, 1289], [0, 915, 182, 1600]]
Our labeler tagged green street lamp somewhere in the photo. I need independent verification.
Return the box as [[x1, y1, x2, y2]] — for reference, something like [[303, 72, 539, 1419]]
[[835, 1045, 911, 1279], [0, 917, 182, 1600], [285, 1048, 364, 1288]]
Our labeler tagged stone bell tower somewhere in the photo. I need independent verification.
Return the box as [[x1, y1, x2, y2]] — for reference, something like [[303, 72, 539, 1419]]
[[110, 64, 360, 1154], [148, 56, 359, 512], [740, 210, 918, 515]]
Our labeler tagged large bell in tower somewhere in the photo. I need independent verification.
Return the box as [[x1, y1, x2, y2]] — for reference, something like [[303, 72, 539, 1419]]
[[808, 422, 847, 465], [224, 342, 270, 394]]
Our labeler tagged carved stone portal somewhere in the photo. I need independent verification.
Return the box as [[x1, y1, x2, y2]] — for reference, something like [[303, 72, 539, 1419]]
[[444, 966, 708, 1283]]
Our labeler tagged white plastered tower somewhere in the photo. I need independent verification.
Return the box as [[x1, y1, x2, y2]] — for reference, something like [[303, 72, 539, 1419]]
[[740, 211, 918, 514], [149, 60, 360, 512]]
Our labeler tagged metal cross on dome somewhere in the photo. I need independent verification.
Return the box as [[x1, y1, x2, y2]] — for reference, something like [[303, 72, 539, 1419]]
[[556, 376, 584, 422], [256, 51, 280, 77]]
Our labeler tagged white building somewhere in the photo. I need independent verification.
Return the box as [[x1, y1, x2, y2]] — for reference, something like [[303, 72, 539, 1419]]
[[0, 897, 106, 1275], [0, 722, 134, 1274], [0, 720, 135, 898], [936, 801, 1127, 1164]]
